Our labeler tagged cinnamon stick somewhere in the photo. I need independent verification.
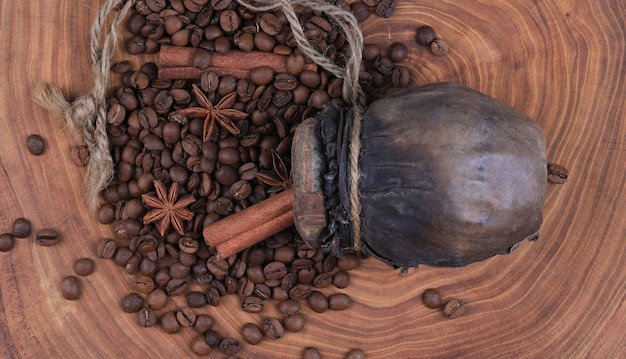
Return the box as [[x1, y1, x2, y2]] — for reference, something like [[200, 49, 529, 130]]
[[158, 45, 317, 80], [203, 187, 295, 258], [158, 66, 250, 80], [215, 208, 294, 259]]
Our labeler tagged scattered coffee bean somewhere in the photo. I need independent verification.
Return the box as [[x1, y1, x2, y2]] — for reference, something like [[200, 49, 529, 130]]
[[242, 322, 264, 344], [35, 229, 59, 246], [139, 307, 157, 327], [345, 348, 367, 359], [147, 288, 169, 310], [389, 42, 408, 62], [26, 134, 45, 155], [121, 293, 145, 313], [0, 233, 15, 252], [219, 338, 240, 355], [303, 347, 323, 359], [190, 335, 212, 355], [328, 293, 353, 311], [547, 164, 569, 184], [332, 271, 350, 288], [194, 314, 214, 333], [431, 39, 449, 56], [307, 290, 329, 313], [160, 311, 181, 334], [416, 25, 436, 46], [205, 329, 221, 348], [263, 317, 284, 340], [277, 299, 301, 316], [444, 298, 465, 319], [422, 288, 442, 309], [61, 276, 81, 300], [376, 0, 396, 18], [176, 307, 197, 327], [283, 312, 306, 332], [12, 218, 32, 238], [134, 275, 155, 294], [74, 258, 95, 276]]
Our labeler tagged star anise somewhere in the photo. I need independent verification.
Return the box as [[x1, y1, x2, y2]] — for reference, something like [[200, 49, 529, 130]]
[[256, 149, 291, 193], [142, 180, 196, 236], [177, 84, 248, 142]]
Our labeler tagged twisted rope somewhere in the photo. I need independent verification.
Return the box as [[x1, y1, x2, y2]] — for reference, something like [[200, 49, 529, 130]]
[[33, 0, 136, 209], [236, 0, 367, 249]]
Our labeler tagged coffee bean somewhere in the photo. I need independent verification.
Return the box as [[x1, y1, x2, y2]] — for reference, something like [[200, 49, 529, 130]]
[[185, 291, 207, 308], [139, 307, 157, 327], [389, 42, 408, 62], [285, 53, 306, 75], [416, 25, 436, 46], [392, 66, 410, 87], [422, 288, 442, 309], [176, 307, 197, 327], [376, 0, 396, 18], [194, 314, 214, 333], [219, 338, 240, 355], [121, 292, 145, 313], [259, 12, 282, 36], [303, 347, 323, 359], [26, 134, 45, 155], [277, 299, 301, 316], [336, 255, 359, 271], [70, 146, 90, 167], [205, 286, 221, 306], [263, 261, 287, 280], [345, 349, 366, 359], [179, 236, 199, 254], [236, 31, 255, 52], [147, 288, 169, 309], [35, 229, 59, 246], [332, 271, 350, 288], [263, 317, 284, 340], [288, 284, 312, 300], [160, 311, 180, 334], [242, 322, 264, 344], [11, 218, 32, 238], [74, 258, 95, 276], [0, 233, 15, 252], [241, 296, 264, 313], [193, 48, 212, 70], [374, 55, 395, 75], [61, 276, 81, 300], [274, 73, 298, 91], [214, 36, 231, 55], [134, 275, 155, 294], [205, 329, 221, 348], [250, 66, 275, 86], [328, 293, 352, 311], [254, 31, 276, 52], [254, 283, 272, 300], [351, 2, 370, 23], [547, 164, 569, 184], [431, 39, 449, 56], [307, 290, 329, 313], [308, 90, 330, 110], [189, 335, 211, 356], [283, 312, 305, 332], [444, 298, 465, 318], [107, 103, 126, 126]]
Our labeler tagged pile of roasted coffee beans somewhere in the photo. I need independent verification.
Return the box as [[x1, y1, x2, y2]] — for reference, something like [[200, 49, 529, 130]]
[[422, 288, 466, 319], [90, 0, 459, 356]]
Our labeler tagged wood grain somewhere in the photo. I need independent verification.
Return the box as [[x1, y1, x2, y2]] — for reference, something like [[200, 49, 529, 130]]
[[1, 1, 625, 358]]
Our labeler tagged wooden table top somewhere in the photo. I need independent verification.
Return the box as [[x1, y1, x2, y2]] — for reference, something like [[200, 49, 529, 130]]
[[1, 1, 624, 358]]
